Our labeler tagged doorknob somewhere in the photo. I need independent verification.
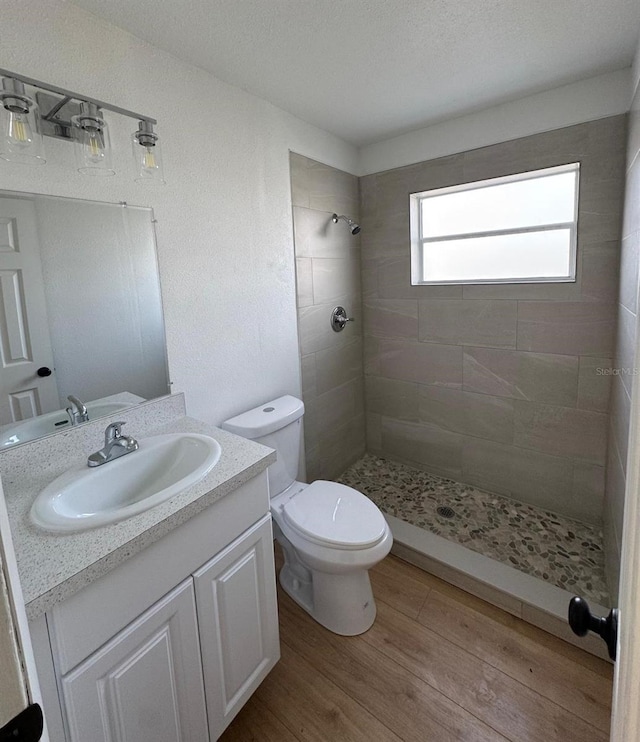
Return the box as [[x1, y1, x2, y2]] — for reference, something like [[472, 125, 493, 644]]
[[36, 366, 52, 377], [568, 596, 618, 660]]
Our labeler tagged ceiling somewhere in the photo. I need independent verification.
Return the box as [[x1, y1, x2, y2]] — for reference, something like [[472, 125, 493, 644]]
[[71, 0, 640, 146]]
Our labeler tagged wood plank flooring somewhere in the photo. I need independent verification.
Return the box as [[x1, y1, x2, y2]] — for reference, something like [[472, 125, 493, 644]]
[[220, 551, 613, 741]]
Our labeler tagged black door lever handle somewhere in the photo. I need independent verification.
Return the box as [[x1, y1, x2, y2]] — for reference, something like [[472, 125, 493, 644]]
[[568, 596, 618, 660]]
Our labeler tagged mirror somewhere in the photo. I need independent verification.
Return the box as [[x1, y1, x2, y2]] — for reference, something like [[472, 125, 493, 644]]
[[0, 191, 170, 449]]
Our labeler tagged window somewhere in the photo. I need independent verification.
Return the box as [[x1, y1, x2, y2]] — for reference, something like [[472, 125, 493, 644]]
[[409, 162, 580, 285]]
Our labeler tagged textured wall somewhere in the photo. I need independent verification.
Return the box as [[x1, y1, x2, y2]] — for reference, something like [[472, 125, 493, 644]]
[[0, 0, 357, 431], [360, 116, 626, 524], [604, 87, 640, 600], [290, 154, 365, 481]]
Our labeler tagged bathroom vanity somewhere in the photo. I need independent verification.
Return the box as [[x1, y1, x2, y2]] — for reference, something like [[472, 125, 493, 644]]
[[0, 394, 280, 742]]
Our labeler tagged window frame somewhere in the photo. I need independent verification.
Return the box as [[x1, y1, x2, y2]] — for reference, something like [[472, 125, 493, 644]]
[[409, 162, 581, 286]]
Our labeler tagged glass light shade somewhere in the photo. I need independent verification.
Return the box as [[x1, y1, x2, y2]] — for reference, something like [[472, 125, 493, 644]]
[[0, 96, 46, 165], [132, 129, 165, 185], [71, 106, 115, 177]]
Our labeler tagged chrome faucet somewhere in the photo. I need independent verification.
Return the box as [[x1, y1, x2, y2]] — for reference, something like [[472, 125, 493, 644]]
[[88, 421, 139, 467], [66, 395, 89, 425]]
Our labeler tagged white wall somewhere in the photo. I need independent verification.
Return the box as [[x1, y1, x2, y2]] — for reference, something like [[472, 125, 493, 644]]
[[0, 0, 358, 426], [359, 68, 632, 175]]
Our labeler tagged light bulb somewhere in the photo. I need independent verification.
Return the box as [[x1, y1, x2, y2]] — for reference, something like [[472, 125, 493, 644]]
[[7, 111, 34, 147], [83, 129, 106, 163], [142, 146, 157, 171]]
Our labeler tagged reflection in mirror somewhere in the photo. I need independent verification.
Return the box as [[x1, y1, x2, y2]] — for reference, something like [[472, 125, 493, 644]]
[[0, 192, 170, 449]]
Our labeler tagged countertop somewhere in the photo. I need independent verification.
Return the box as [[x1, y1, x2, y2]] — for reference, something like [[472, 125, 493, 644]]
[[0, 403, 275, 619]]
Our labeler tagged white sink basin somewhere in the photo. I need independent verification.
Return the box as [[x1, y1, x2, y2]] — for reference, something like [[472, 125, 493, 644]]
[[30, 433, 222, 533]]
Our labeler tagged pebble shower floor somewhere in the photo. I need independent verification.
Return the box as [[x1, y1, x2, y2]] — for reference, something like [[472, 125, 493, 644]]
[[337, 454, 609, 607]]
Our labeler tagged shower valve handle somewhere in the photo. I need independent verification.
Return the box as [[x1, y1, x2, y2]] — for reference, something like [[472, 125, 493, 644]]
[[568, 596, 618, 660], [331, 306, 354, 332]]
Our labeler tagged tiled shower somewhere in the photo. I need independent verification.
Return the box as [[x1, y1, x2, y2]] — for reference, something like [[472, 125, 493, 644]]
[[290, 111, 634, 612]]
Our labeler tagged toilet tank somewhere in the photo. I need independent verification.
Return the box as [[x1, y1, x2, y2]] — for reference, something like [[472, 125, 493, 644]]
[[221, 395, 305, 497]]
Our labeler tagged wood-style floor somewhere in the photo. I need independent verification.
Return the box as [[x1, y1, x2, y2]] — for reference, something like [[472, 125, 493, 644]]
[[221, 551, 613, 741]]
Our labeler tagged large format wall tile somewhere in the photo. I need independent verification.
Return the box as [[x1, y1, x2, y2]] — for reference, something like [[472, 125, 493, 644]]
[[418, 299, 517, 348], [291, 154, 364, 481], [418, 386, 514, 444], [516, 301, 616, 356], [514, 401, 608, 464], [377, 337, 463, 387], [380, 417, 463, 478], [363, 298, 418, 338]]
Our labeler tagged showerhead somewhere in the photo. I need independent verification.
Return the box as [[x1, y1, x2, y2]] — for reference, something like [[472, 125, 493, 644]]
[[332, 213, 361, 236]]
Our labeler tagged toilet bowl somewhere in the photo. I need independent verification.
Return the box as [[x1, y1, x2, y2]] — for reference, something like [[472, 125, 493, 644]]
[[222, 395, 392, 635]]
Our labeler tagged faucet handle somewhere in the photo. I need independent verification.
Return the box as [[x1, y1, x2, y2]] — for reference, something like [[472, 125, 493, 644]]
[[105, 421, 126, 443]]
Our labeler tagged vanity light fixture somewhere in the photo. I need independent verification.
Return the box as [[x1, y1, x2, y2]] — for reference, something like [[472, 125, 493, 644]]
[[0, 68, 163, 183], [0, 77, 46, 165], [72, 102, 115, 177], [133, 120, 165, 185]]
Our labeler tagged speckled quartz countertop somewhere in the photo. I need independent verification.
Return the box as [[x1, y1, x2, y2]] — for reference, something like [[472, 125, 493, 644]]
[[0, 395, 276, 619]]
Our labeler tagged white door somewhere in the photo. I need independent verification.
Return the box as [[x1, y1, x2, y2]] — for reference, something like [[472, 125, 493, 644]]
[[194, 515, 280, 739], [0, 197, 58, 425], [60, 579, 209, 742], [610, 366, 640, 740]]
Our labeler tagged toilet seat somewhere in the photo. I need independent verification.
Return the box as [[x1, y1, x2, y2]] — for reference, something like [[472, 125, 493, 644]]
[[283, 480, 387, 550]]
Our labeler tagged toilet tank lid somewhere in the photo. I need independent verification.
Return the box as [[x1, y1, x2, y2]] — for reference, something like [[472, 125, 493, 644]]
[[221, 395, 305, 439]]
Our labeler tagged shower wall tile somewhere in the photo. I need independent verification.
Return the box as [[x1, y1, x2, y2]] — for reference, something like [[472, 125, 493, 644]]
[[311, 256, 361, 305], [513, 401, 608, 464], [295, 257, 314, 307], [609, 375, 631, 471], [572, 462, 606, 525], [365, 376, 419, 422], [315, 338, 362, 395], [300, 353, 317, 399], [515, 352, 579, 406], [580, 242, 620, 303], [615, 303, 637, 398], [377, 337, 463, 387], [380, 417, 463, 479], [418, 386, 514, 444], [293, 205, 358, 259], [576, 356, 612, 412], [366, 411, 382, 452], [378, 256, 463, 300], [516, 301, 616, 357], [619, 233, 639, 313], [363, 298, 418, 338], [418, 299, 518, 348], [298, 303, 358, 355], [291, 153, 364, 481], [362, 116, 626, 526]]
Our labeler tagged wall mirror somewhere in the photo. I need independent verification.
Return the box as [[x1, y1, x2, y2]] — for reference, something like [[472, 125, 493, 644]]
[[0, 191, 170, 449]]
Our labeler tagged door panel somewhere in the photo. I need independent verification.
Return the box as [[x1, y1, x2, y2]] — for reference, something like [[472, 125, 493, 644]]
[[194, 515, 280, 739], [61, 579, 208, 742], [0, 198, 58, 425]]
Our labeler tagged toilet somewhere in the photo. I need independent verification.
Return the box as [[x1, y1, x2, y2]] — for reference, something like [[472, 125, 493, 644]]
[[222, 395, 392, 636]]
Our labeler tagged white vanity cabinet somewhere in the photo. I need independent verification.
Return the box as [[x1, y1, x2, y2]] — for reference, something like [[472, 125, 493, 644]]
[[31, 471, 280, 742], [60, 580, 209, 742]]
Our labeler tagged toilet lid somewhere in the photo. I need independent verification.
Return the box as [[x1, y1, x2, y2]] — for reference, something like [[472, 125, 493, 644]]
[[283, 480, 387, 549]]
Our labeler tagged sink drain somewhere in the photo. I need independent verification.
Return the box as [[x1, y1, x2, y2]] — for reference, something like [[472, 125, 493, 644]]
[[436, 505, 456, 519]]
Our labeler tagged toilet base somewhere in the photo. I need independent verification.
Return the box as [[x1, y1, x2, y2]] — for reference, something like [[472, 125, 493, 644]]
[[279, 561, 377, 636]]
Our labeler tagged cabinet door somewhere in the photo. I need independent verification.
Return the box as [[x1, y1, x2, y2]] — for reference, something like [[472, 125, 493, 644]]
[[61, 579, 209, 742], [194, 514, 280, 738]]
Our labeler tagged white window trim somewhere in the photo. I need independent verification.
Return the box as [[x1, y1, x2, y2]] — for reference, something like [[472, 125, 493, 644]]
[[409, 162, 581, 286]]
